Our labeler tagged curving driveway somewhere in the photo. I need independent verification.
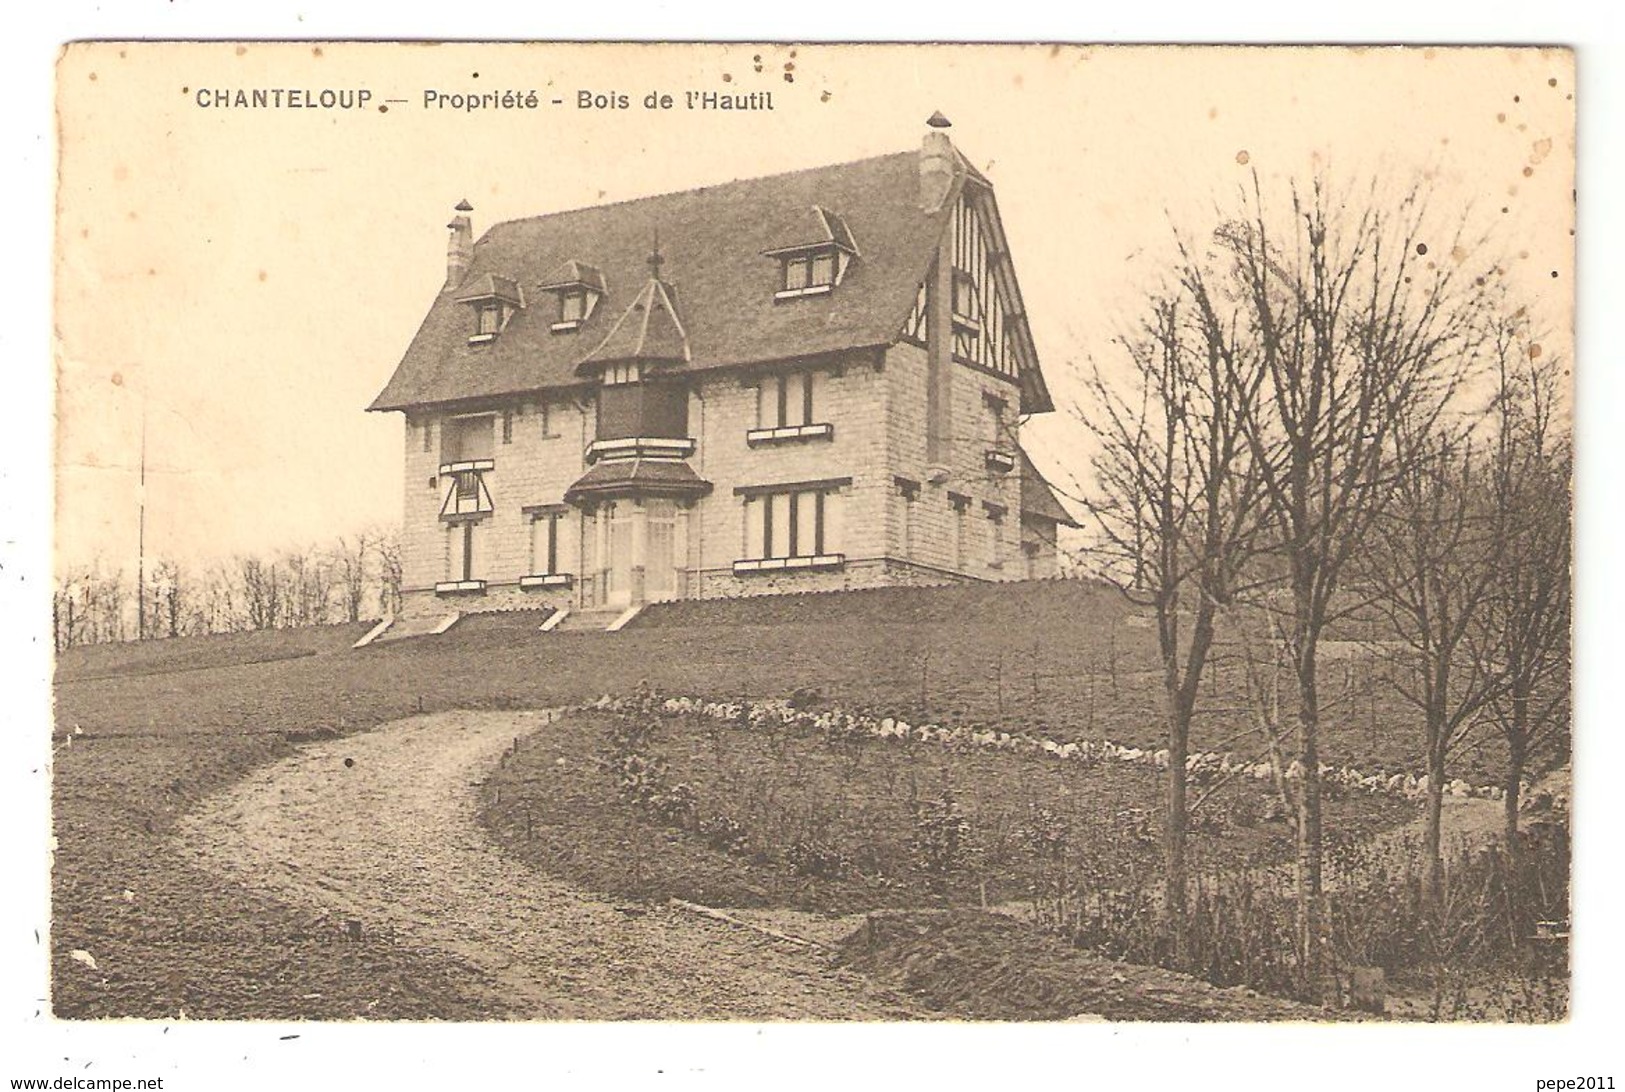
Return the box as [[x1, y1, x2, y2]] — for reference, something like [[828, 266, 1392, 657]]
[[175, 710, 916, 1020]]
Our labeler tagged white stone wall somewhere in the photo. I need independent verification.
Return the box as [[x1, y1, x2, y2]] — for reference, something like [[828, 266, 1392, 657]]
[[685, 354, 890, 581], [399, 398, 596, 612], [884, 341, 1024, 581], [395, 340, 1047, 612]]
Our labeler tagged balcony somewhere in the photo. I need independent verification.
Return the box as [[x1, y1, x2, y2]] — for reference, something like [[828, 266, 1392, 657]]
[[984, 448, 1016, 475], [586, 436, 696, 463], [438, 458, 495, 476]]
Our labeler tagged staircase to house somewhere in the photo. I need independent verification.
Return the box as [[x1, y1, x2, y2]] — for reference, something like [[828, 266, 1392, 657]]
[[550, 605, 642, 633], [361, 612, 460, 646]]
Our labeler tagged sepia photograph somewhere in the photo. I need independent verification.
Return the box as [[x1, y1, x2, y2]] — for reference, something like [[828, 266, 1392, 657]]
[[21, 26, 1608, 1089]]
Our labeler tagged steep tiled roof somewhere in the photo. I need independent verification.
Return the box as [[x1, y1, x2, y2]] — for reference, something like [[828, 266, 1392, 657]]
[[1019, 446, 1079, 527], [577, 278, 690, 371], [564, 458, 713, 504], [371, 151, 956, 412]]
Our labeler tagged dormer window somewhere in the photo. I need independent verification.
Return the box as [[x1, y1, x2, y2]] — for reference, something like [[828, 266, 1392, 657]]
[[539, 260, 606, 333], [765, 206, 858, 301], [455, 273, 524, 345]]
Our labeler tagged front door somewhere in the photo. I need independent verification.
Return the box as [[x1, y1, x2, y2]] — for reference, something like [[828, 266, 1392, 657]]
[[645, 499, 676, 601], [606, 501, 634, 608]]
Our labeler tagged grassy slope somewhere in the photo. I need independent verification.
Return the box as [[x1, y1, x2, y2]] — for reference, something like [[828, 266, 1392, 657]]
[[51, 579, 1448, 1020]]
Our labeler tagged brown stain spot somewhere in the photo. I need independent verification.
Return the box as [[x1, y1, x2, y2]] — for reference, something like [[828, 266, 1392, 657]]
[[258, 270, 268, 283], [1549, 77, 1558, 87], [1450, 245, 1467, 263], [1531, 136, 1553, 164], [789, 49, 797, 58], [147, 268, 156, 277], [80, 227, 89, 239], [110, 372, 123, 387], [783, 73, 794, 83], [88, 72, 98, 82], [312, 46, 324, 58], [1551, 270, 1559, 278], [113, 164, 128, 182], [1523, 166, 1534, 178], [1423, 47, 1437, 60], [1513, 94, 1521, 103], [1415, 243, 1429, 256], [1208, 106, 1218, 120], [127, 210, 138, 221], [1013, 74, 1023, 88], [182, 86, 189, 95], [1520, 249, 1531, 260], [1235, 150, 1250, 165], [1048, 44, 1062, 58], [722, 73, 732, 82], [379, 104, 388, 113], [1529, 343, 1543, 359], [820, 90, 831, 103], [119, 49, 126, 59], [1496, 112, 1506, 123], [235, 46, 247, 57], [784, 61, 794, 72]]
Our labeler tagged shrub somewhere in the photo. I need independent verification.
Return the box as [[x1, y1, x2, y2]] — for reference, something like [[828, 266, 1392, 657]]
[[785, 837, 850, 879], [912, 791, 973, 885]]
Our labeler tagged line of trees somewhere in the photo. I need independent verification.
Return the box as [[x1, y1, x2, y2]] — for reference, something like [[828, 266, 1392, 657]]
[[1077, 177, 1571, 996], [52, 527, 402, 650]]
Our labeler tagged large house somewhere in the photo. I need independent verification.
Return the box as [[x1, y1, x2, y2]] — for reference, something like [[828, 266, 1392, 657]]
[[370, 114, 1077, 625]]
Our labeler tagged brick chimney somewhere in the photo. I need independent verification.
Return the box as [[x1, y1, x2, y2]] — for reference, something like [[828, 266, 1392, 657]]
[[919, 110, 955, 213], [922, 112, 956, 474], [444, 199, 473, 292]]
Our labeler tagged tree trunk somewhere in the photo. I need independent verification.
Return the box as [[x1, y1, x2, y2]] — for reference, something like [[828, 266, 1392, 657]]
[[1294, 650, 1324, 999], [1421, 747, 1446, 907], [1164, 713, 1190, 966]]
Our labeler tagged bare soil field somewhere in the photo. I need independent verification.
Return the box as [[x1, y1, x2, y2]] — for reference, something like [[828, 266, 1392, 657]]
[[50, 579, 1532, 1020], [176, 709, 920, 1020]]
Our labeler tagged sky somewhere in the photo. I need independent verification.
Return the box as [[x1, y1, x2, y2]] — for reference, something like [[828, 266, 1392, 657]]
[[53, 43, 1574, 574]]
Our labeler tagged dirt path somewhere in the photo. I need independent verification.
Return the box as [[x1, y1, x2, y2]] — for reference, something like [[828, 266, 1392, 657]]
[[174, 710, 917, 1020]]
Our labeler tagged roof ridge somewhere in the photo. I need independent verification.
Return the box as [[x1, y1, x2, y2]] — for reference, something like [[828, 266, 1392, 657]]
[[480, 148, 918, 238]]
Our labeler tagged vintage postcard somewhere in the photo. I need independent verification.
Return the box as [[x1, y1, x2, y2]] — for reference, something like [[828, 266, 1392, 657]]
[[44, 37, 1577, 1084]]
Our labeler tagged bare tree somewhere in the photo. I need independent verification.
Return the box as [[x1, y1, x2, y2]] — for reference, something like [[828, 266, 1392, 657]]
[[1367, 427, 1506, 904], [1219, 177, 1494, 993], [1480, 323, 1572, 853], [1077, 265, 1266, 963], [375, 528, 403, 618]]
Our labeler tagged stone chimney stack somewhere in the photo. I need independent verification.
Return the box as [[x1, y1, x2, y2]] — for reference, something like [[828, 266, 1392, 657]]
[[444, 199, 473, 292], [919, 111, 955, 213]]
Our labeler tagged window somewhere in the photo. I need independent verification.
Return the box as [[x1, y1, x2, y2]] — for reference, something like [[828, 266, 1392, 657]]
[[748, 371, 833, 445], [758, 372, 814, 429], [735, 480, 848, 572], [476, 304, 504, 336], [420, 417, 432, 453], [949, 492, 971, 570], [560, 289, 587, 324], [441, 415, 495, 465], [537, 400, 557, 439], [896, 477, 920, 558], [952, 269, 983, 329], [501, 408, 514, 445], [603, 361, 643, 386], [777, 247, 840, 298], [984, 501, 1007, 568], [533, 511, 562, 575]]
